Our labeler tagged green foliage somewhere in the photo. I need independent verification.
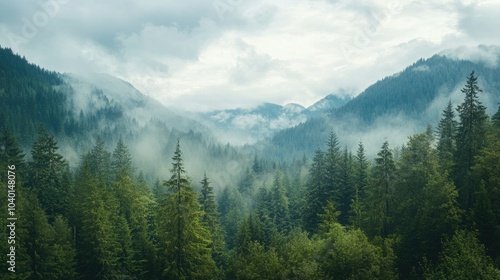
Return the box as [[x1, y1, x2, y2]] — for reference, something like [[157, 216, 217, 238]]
[[436, 101, 457, 172], [226, 242, 285, 280], [454, 71, 489, 210], [279, 229, 322, 279], [471, 139, 500, 258], [303, 148, 328, 233], [425, 230, 500, 280], [199, 173, 226, 266], [218, 186, 245, 249], [28, 126, 68, 217], [318, 210, 397, 280], [156, 140, 217, 279], [270, 171, 290, 232], [112, 137, 133, 179], [366, 141, 396, 238]]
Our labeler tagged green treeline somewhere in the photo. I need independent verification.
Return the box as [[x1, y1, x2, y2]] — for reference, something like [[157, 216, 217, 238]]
[[1, 71, 500, 279]]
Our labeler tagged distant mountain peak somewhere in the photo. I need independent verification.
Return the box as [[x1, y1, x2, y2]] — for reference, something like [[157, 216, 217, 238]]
[[283, 103, 306, 113], [307, 93, 352, 113]]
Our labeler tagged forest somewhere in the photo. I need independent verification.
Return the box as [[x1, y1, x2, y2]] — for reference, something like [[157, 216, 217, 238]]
[[2, 63, 500, 280]]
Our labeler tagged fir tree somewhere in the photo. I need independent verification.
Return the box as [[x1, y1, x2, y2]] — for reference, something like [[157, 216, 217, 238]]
[[454, 71, 488, 209], [350, 141, 368, 229], [112, 137, 133, 179], [366, 141, 396, 238], [157, 140, 216, 279], [337, 147, 354, 225], [303, 148, 327, 233], [0, 128, 26, 180], [199, 172, 225, 266], [28, 126, 67, 217], [270, 170, 290, 232], [436, 101, 457, 172], [325, 131, 341, 203]]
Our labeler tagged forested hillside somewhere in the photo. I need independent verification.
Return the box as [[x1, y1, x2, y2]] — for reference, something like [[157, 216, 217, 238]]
[[2, 46, 500, 279], [267, 51, 500, 160]]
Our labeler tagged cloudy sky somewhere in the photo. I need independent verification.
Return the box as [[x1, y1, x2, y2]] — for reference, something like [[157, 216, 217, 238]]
[[1, 0, 499, 111]]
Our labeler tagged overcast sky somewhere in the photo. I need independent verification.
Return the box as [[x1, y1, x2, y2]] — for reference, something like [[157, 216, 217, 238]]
[[1, 0, 499, 111]]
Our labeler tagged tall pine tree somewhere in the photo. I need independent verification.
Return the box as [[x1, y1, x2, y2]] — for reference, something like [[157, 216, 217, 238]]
[[157, 140, 216, 279], [199, 173, 225, 266], [454, 71, 488, 210], [366, 141, 396, 238], [436, 100, 457, 172]]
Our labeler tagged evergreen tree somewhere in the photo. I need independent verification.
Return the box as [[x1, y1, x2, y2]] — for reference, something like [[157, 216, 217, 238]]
[[218, 186, 245, 249], [394, 133, 462, 276], [50, 215, 78, 279], [199, 173, 226, 266], [366, 141, 396, 238], [350, 141, 369, 229], [238, 167, 256, 196], [436, 101, 457, 172], [28, 126, 67, 217], [157, 140, 216, 279], [325, 131, 341, 203], [454, 71, 488, 209], [471, 139, 500, 258], [112, 137, 133, 179], [89, 137, 112, 184], [0, 128, 26, 181], [425, 230, 500, 279], [270, 170, 290, 232], [303, 148, 327, 233], [337, 147, 354, 225], [318, 202, 397, 280], [74, 159, 121, 279]]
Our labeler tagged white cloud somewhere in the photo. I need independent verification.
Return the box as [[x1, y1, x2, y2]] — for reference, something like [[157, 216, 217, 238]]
[[1, 0, 499, 112]]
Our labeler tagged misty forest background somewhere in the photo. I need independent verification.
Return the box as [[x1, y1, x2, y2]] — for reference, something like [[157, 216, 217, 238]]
[[1, 45, 500, 280]]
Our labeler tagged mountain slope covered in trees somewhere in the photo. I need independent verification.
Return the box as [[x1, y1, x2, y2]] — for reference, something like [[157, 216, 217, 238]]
[[266, 47, 500, 160]]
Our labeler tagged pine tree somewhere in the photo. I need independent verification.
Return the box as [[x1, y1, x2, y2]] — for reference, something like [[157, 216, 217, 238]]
[[0, 128, 26, 181], [337, 147, 354, 225], [436, 101, 457, 172], [325, 131, 341, 203], [89, 137, 112, 184], [454, 71, 488, 209], [350, 141, 368, 229], [199, 173, 225, 266], [157, 140, 216, 279], [270, 170, 290, 232], [112, 137, 133, 179], [238, 167, 256, 196], [303, 148, 327, 233], [74, 160, 121, 279], [50, 215, 78, 279], [218, 186, 245, 249], [425, 230, 500, 279], [394, 133, 461, 276], [28, 126, 67, 217], [471, 139, 500, 258], [366, 141, 396, 238]]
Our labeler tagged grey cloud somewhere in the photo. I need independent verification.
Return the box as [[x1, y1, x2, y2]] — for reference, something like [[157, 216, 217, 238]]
[[457, 2, 500, 44]]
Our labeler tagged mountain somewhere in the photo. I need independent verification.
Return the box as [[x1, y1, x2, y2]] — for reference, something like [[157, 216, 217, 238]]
[[265, 46, 500, 160], [0, 47, 243, 186], [197, 93, 351, 145], [306, 92, 352, 117], [61, 72, 208, 132], [197, 102, 308, 144]]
